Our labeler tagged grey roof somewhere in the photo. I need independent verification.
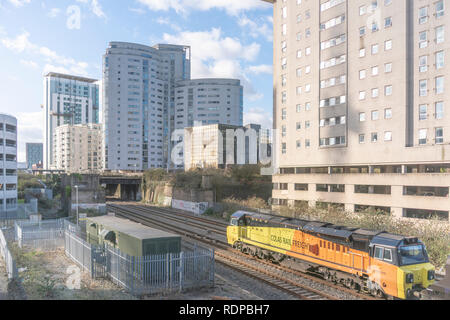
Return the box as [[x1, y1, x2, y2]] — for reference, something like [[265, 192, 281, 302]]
[[87, 216, 180, 240], [44, 72, 98, 83]]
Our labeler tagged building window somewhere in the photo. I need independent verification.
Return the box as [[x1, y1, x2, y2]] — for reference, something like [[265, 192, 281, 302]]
[[359, 134, 365, 144], [385, 108, 392, 119], [419, 104, 428, 120], [419, 6, 428, 24], [436, 51, 445, 69], [435, 102, 444, 119], [436, 76, 444, 94], [419, 55, 428, 72], [371, 44, 379, 54], [385, 62, 392, 73], [436, 25, 445, 44], [419, 80, 428, 96], [436, 128, 444, 144], [419, 31, 428, 48], [295, 184, 308, 191], [360, 48, 366, 57], [371, 110, 379, 121], [419, 129, 427, 145], [359, 91, 366, 100], [384, 40, 392, 51], [385, 85, 393, 96], [359, 113, 366, 122], [385, 17, 392, 28], [372, 66, 379, 76], [436, 0, 444, 18], [359, 69, 366, 79], [372, 88, 379, 98], [371, 133, 378, 143], [384, 131, 392, 141]]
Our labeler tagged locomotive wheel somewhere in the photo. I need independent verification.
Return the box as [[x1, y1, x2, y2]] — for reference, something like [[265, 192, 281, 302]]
[[344, 279, 352, 288], [257, 250, 265, 260], [376, 290, 385, 298]]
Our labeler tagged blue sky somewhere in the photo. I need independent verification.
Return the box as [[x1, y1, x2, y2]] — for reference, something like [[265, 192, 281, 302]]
[[0, 0, 274, 162]]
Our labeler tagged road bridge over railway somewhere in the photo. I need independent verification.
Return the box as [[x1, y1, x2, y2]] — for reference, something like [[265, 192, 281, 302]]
[[100, 175, 142, 201]]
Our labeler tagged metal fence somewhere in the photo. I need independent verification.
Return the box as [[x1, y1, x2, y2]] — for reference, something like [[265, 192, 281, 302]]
[[15, 219, 66, 233], [106, 245, 215, 296], [63, 225, 215, 296], [14, 219, 68, 251], [18, 229, 65, 251], [0, 229, 18, 279], [65, 230, 94, 274]]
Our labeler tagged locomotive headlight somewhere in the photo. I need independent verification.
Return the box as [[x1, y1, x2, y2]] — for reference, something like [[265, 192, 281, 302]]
[[406, 273, 414, 284], [428, 270, 435, 281]]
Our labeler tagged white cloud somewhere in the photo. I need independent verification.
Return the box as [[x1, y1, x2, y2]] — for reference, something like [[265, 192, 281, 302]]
[[247, 64, 272, 75], [129, 7, 146, 14], [76, 0, 106, 19], [0, 30, 90, 76], [20, 59, 38, 68], [1, 31, 33, 52], [238, 15, 273, 42], [244, 107, 273, 130], [13, 111, 44, 162], [156, 17, 181, 32], [7, 0, 31, 8], [137, 0, 270, 16], [47, 8, 61, 18], [162, 28, 263, 100], [163, 28, 260, 62], [91, 0, 106, 18]]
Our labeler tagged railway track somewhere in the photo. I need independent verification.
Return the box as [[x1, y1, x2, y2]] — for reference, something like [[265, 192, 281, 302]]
[[106, 203, 379, 300]]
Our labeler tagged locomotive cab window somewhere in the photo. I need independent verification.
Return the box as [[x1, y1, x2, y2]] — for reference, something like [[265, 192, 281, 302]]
[[374, 246, 384, 260], [231, 218, 238, 226], [383, 248, 392, 262]]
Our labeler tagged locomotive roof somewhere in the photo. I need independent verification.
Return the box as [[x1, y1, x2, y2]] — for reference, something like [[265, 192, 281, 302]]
[[232, 211, 411, 246], [371, 233, 420, 247], [303, 224, 353, 240]]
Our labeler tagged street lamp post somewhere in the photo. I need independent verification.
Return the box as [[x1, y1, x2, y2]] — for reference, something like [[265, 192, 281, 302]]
[[74, 185, 79, 226]]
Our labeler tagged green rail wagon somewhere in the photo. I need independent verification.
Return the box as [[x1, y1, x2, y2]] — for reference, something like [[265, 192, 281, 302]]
[[86, 216, 181, 257]]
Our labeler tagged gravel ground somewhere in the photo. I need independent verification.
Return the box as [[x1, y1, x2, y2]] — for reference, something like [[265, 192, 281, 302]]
[[9, 244, 301, 300], [11, 247, 137, 300]]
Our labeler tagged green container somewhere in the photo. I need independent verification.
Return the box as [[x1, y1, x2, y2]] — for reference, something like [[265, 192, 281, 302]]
[[86, 216, 181, 257]]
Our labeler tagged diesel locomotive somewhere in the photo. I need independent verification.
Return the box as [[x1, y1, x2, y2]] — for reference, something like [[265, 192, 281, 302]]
[[227, 211, 436, 299]]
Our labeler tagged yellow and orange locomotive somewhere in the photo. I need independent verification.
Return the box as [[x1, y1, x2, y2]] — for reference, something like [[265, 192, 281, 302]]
[[227, 211, 435, 299]]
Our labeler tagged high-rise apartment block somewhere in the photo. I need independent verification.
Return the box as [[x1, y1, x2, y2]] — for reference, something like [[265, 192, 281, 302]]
[[103, 42, 244, 171], [266, 0, 450, 221], [103, 42, 191, 171], [26, 143, 43, 169], [175, 79, 243, 128], [52, 124, 103, 173], [43, 73, 100, 170], [173, 79, 244, 169], [0, 113, 17, 215]]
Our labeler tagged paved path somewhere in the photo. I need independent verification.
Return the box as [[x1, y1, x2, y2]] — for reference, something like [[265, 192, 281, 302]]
[[0, 257, 9, 300]]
